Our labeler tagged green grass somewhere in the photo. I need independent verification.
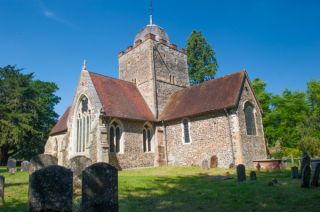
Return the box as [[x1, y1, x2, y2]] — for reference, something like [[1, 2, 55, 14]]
[[1, 166, 320, 211]]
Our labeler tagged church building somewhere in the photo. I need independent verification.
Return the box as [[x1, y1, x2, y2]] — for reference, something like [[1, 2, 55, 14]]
[[44, 22, 267, 169]]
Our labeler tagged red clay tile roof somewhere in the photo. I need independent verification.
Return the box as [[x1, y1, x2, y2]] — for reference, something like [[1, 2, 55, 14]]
[[49, 107, 70, 136], [89, 72, 155, 121], [160, 71, 248, 121]]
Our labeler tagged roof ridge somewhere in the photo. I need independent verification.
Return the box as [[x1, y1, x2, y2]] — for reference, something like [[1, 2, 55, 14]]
[[89, 71, 136, 86]]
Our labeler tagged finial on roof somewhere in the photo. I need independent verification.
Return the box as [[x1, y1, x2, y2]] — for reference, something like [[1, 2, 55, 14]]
[[149, 0, 153, 26], [82, 59, 87, 70]]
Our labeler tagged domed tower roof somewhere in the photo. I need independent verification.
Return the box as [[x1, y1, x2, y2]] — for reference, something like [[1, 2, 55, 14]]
[[134, 24, 170, 44]]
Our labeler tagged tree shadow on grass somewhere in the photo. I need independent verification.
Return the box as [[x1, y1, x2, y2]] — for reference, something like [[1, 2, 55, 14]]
[[119, 169, 320, 211]]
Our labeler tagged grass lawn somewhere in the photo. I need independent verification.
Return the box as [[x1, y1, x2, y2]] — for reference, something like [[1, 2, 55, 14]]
[[1, 166, 320, 211]]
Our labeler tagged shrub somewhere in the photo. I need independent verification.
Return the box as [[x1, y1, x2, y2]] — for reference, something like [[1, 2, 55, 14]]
[[299, 136, 320, 157]]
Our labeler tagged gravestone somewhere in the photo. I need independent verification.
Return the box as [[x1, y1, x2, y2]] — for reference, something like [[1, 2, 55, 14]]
[[311, 163, 320, 187], [300, 152, 311, 178], [301, 165, 311, 188], [0, 175, 4, 202], [29, 165, 73, 212], [236, 164, 246, 182], [291, 166, 299, 179], [201, 159, 209, 170], [82, 163, 118, 212], [250, 171, 257, 181], [7, 159, 16, 174], [256, 163, 261, 171], [21, 161, 30, 172], [68, 156, 92, 178], [29, 154, 58, 174], [210, 155, 218, 168]]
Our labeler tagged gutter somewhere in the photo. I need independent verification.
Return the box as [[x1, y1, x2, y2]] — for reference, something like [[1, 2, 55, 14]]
[[162, 120, 169, 166]]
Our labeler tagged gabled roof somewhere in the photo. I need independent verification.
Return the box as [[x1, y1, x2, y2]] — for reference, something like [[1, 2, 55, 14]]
[[89, 72, 155, 121], [160, 71, 249, 121], [49, 107, 70, 136]]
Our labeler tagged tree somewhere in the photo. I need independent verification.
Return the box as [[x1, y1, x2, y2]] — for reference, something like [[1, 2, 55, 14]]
[[186, 30, 218, 84], [252, 78, 272, 114], [299, 136, 320, 157], [0, 65, 60, 165], [264, 89, 310, 148]]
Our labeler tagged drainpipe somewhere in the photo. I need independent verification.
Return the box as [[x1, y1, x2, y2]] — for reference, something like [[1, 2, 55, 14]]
[[224, 108, 236, 165], [162, 120, 169, 166]]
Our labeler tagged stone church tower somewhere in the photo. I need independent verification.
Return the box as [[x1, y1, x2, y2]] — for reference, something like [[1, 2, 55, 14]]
[[118, 24, 189, 118]]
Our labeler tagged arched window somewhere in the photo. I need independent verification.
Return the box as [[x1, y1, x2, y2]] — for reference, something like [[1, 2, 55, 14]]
[[109, 121, 122, 153], [182, 119, 190, 143], [143, 125, 152, 152], [244, 102, 256, 135], [75, 96, 91, 153]]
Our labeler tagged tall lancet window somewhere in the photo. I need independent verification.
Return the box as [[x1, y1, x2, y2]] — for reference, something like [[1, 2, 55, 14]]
[[244, 102, 257, 135], [76, 96, 91, 153], [143, 124, 152, 152]]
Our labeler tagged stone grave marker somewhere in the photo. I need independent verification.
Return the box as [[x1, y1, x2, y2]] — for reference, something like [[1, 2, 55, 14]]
[[201, 159, 209, 170], [21, 161, 30, 172], [0, 175, 4, 202], [311, 163, 320, 187], [68, 156, 92, 178], [291, 166, 299, 179], [82, 162, 118, 212], [29, 154, 58, 174], [236, 164, 246, 182], [29, 165, 73, 212], [300, 152, 311, 178], [256, 163, 261, 172], [301, 165, 311, 188], [7, 159, 16, 174], [250, 171, 257, 181]]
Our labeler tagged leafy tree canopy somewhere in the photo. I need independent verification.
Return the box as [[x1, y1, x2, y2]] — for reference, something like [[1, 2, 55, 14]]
[[186, 30, 218, 85], [0, 65, 60, 165]]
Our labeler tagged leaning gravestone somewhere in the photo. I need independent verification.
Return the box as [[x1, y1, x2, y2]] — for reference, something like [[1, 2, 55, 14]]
[[311, 163, 320, 187], [291, 166, 299, 179], [7, 159, 16, 174], [236, 164, 246, 182], [250, 171, 257, 181], [21, 161, 30, 172], [300, 152, 311, 178], [201, 159, 209, 170], [29, 154, 58, 174], [0, 175, 4, 202], [301, 165, 311, 188], [29, 165, 73, 212], [82, 163, 118, 212]]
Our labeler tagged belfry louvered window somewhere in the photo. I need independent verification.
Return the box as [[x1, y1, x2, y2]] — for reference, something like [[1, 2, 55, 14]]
[[182, 119, 190, 143], [109, 121, 122, 153], [143, 125, 152, 152], [244, 102, 257, 135], [76, 96, 91, 153]]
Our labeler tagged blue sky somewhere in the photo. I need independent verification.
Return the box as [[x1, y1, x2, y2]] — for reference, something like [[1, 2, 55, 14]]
[[1, 0, 319, 116]]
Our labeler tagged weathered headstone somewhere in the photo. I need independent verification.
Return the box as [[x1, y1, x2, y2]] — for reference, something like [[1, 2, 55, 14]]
[[82, 162, 118, 212], [201, 159, 209, 170], [29, 154, 58, 174], [236, 164, 246, 182], [256, 163, 261, 171], [299, 152, 311, 178], [311, 163, 320, 187], [250, 171, 257, 181], [0, 175, 4, 202], [7, 159, 16, 174], [68, 156, 92, 178], [301, 165, 311, 188], [21, 161, 30, 172], [291, 166, 299, 179], [29, 165, 73, 212], [210, 155, 218, 168]]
